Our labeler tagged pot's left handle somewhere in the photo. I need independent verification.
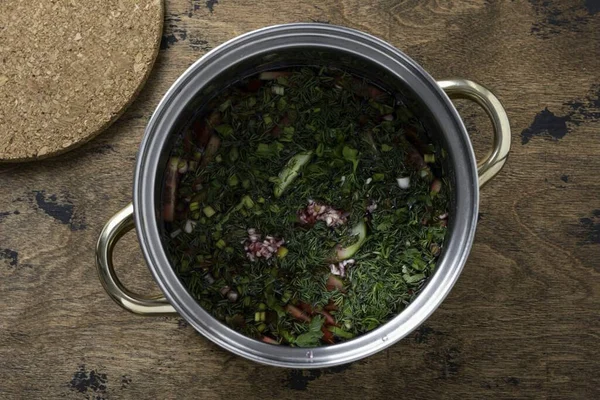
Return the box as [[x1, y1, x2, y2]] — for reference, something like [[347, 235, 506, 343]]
[[96, 203, 177, 315]]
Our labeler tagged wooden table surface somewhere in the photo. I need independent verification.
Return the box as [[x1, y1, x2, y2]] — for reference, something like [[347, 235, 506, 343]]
[[1, 0, 599, 398]]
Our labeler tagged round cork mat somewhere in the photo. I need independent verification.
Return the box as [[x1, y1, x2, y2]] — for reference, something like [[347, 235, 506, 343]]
[[0, 0, 164, 162]]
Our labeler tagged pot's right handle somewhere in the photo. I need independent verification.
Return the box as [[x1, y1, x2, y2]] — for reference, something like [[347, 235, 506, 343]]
[[437, 79, 511, 187], [96, 203, 177, 315]]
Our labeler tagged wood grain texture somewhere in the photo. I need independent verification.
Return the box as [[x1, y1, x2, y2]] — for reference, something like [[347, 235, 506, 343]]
[[0, 0, 163, 162], [0, 0, 599, 398]]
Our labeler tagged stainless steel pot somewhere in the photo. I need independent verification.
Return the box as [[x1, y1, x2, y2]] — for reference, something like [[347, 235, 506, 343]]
[[96, 23, 511, 368]]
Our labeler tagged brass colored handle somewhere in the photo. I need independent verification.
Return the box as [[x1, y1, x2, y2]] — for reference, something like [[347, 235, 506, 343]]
[[437, 79, 511, 187], [96, 203, 177, 315]]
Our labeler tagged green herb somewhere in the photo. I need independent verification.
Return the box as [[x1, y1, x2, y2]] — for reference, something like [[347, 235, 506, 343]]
[[372, 173, 385, 182], [215, 124, 233, 137], [229, 147, 239, 162], [256, 142, 283, 158], [295, 316, 325, 347], [342, 145, 359, 173], [328, 326, 354, 339], [281, 126, 295, 142], [162, 66, 451, 346]]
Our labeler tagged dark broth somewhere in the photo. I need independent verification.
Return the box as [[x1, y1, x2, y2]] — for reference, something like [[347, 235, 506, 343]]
[[162, 67, 450, 347]]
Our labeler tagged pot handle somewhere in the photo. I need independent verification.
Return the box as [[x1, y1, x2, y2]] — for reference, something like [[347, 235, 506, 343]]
[[437, 79, 511, 187], [96, 203, 177, 315]]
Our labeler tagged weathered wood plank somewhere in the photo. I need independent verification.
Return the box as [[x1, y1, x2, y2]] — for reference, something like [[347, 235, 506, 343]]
[[1, 0, 599, 398]]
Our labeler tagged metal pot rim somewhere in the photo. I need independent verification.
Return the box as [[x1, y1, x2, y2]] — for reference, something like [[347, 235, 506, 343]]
[[132, 23, 479, 368]]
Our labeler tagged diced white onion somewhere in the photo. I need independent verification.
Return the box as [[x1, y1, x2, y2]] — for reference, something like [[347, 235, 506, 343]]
[[227, 291, 239, 302], [204, 273, 215, 284], [183, 219, 196, 234], [397, 177, 410, 189], [271, 85, 285, 95], [220, 286, 231, 296]]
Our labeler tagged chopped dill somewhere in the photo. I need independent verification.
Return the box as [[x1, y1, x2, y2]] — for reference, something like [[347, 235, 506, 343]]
[[162, 67, 451, 346]]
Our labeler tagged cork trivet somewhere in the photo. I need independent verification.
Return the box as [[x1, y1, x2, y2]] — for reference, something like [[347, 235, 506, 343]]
[[0, 0, 163, 162]]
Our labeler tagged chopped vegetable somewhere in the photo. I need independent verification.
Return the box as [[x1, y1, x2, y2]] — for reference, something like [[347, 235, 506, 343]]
[[321, 327, 335, 344], [336, 221, 367, 260], [326, 275, 345, 292], [256, 142, 283, 158], [260, 336, 280, 345], [259, 71, 291, 80], [227, 290, 239, 302], [431, 179, 442, 195], [200, 135, 221, 168], [183, 219, 196, 234], [162, 157, 180, 222], [318, 310, 336, 326], [215, 124, 233, 137], [192, 111, 221, 148], [342, 145, 359, 173], [163, 67, 450, 347], [273, 151, 313, 198], [397, 177, 410, 189], [286, 304, 311, 323], [294, 316, 324, 347], [297, 200, 347, 227], [328, 326, 354, 339], [228, 174, 239, 187], [271, 85, 285, 95], [329, 259, 355, 277], [177, 160, 188, 174], [203, 206, 216, 218], [373, 173, 385, 182], [277, 246, 289, 259]]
